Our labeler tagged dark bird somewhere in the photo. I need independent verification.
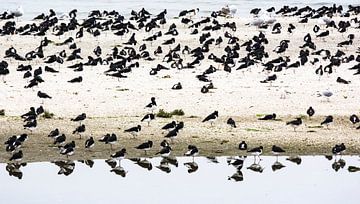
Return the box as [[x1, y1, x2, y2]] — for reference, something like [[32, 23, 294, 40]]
[[286, 118, 302, 131], [85, 137, 95, 149], [54, 134, 66, 146], [272, 145, 285, 155], [72, 124, 85, 139], [156, 146, 172, 157], [23, 119, 37, 132], [321, 115, 333, 129], [135, 140, 153, 155], [306, 106, 315, 118], [202, 111, 218, 126], [238, 141, 247, 150], [247, 146, 263, 159], [37, 91, 52, 99], [227, 118, 236, 128], [258, 113, 276, 120], [60, 146, 74, 158], [332, 143, 346, 155], [9, 150, 23, 162], [68, 76, 82, 83], [71, 113, 86, 124], [145, 97, 157, 113], [124, 125, 141, 138], [141, 114, 155, 126], [184, 145, 199, 157], [162, 121, 177, 131], [336, 77, 351, 84], [111, 148, 127, 161], [349, 114, 360, 125], [172, 82, 182, 90]]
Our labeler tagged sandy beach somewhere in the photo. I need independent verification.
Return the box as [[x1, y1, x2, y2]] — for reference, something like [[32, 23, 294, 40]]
[[1, 10, 360, 162]]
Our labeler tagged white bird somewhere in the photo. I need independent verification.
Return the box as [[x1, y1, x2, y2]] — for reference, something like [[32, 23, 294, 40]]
[[229, 5, 237, 17], [11, 6, 24, 18], [318, 89, 333, 102]]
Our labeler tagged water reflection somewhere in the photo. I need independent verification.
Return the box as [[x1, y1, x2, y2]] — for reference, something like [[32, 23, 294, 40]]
[[1, 156, 359, 203], [2, 156, 360, 180]]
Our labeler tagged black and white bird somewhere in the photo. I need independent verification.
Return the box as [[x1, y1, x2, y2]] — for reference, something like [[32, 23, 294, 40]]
[[162, 121, 177, 131], [332, 143, 346, 155], [48, 128, 60, 138], [9, 150, 23, 162], [238, 141, 247, 150], [160, 140, 170, 148], [184, 145, 199, 158], [286, 118, 302, 131], [156, 146, 172, 157], [306, 106, 315, 119], [23, 119, 37, 133], [321, 115, 333, 129], [227, 118, 236, 128], [135, 140, 153, 155], [85, 137, 95, 150], [111, 148, 127, 161], [72, 124, 85, 139], [71, 113, 86, 124], [202, 111, 218, 126], [164, 128, 179, 142], [141, 113, 155, 126], [60, 146, 75, 158], [124, 125, 141, 138], [247, 146, 263, 160], [105, 133, 117, 150], [54, 134, 66, 146], [145, 97, 157, 113], [349, 114, 359, 125], [258, 113, 276, 120], [272, 145, 285, 156]]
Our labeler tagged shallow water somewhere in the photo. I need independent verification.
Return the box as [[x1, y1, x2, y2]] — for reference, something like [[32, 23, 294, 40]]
[[1, 156, 359, 203], [1, 0, 360, 20]]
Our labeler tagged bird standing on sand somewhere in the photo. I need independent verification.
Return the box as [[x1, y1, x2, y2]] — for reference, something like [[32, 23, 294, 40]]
[[286, 118, 302, 131], [156, 146, 172, 157], [85, 137, 94, 150], [9, 150, 23, 162], [321, 115, 333, 129], [141, 113, 155, 126], [135, 140, 153, 155], [306, 107, 315, 119], [227, 118, 236, 128], [350, 114, 359, 125], [145, 97, 157, 113], [247, 146, 263, 160], [202, 111, 218, 126], [332, 143, 346, 155], [238, 141, 247, 150], [111, 148, 127, 163], [71, 113, 86, 124], [72, 124, 85, 139], [124, 125, 142, 138], [272, 145, 285, 156], [184, 145, 199, 158], [258, 113, 276, 120]]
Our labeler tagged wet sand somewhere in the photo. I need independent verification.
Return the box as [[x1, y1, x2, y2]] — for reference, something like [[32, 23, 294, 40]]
[[0, 115, 359, 163]]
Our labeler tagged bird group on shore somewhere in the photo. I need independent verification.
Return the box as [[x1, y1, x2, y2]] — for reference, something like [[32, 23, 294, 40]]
[[1, 4, 360, 162]]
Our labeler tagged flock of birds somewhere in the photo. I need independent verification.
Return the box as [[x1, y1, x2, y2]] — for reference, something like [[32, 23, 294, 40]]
[[4, 96, 354, 163], [1, 4, 360, 163]]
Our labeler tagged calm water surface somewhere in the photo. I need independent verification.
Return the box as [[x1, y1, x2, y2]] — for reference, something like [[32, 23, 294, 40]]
[[0, 156, 359, 203]]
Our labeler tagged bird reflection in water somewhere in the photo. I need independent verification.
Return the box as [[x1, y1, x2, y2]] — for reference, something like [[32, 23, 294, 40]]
[[78, 160, 94, 168], [247, 160, 264, 173], [130, 158, 153, 171], [227, 156, 246, 171], [286, 156, 302, 165], [105, 158, 117, 168], [228, 170, 244, 182], [110, 165, 127, 177], [6, 163, 26, 179], [53, 160, 75, 176], [206, 156, 219, 163], [271, 161, 286, 172], [332, 158, 346, 172], [184, 161, 198, 173]]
